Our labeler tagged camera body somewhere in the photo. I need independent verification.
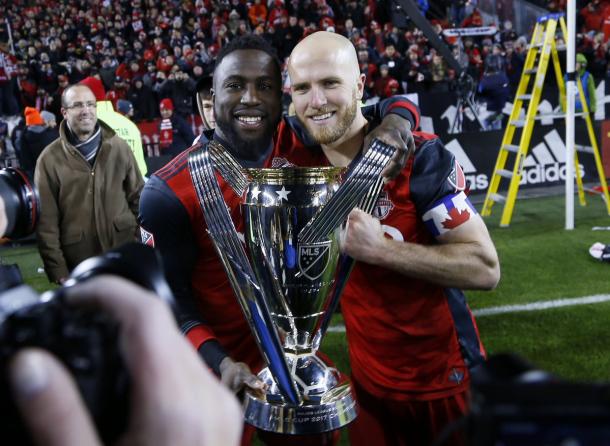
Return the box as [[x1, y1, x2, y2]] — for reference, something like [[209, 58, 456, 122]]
[[468, 354, 610, 445], [0, 285, 129, 445], [0, 243, 175, 445], [0, 167, 39, 240]]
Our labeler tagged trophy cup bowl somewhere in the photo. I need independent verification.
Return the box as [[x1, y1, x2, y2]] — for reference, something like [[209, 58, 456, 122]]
[[241, 167, 357, 434]]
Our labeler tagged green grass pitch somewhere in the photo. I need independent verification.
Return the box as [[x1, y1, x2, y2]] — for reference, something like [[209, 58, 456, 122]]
[[3, 192, 610, 444]]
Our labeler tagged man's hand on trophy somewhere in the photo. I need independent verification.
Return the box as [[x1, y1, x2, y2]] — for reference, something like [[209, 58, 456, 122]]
[[340, 208, 386, 264], [219, 357, 267, 398], [363, 114, 415, 181]]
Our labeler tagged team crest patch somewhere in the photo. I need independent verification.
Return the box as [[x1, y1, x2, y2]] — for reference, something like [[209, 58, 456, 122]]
[[298, 242, 331, 281], [271, 157, 295, 168], [140, 227, 155, 247], [448, 368, 464, 384], [422, 192, 477, 237], [372, 191, 394, 220], [447, 160, 466, 192]]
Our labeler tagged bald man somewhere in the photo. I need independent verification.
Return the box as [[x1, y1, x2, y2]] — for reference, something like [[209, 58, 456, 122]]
[[35, 84, 144, 284], [272, 31, 500, 446]]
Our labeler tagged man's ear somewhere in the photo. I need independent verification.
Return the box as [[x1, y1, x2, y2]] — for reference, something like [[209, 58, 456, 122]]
[[356, 73, 366, 100]]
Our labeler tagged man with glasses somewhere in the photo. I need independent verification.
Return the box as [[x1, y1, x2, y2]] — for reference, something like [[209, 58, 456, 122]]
[[35, 83, 144, 284]]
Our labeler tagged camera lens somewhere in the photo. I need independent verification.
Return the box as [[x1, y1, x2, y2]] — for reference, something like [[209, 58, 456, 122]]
[[0, 168, 40, 239]]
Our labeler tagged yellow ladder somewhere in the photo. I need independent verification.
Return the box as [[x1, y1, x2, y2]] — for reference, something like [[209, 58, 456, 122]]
[[481, 13, 610, 226]]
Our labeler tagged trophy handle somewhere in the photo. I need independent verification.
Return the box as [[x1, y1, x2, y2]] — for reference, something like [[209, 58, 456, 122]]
[[298, 139, 396, 244], [188, 148, 301, 405], [313, 170, 386, 343]]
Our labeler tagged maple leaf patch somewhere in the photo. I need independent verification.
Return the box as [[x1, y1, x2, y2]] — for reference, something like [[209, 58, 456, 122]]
[[441, 207, 471, 229], [422, 192, 477, 237]]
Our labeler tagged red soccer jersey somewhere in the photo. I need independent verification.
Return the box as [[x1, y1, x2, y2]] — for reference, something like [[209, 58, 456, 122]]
[[139, 99, 419, 373], [142, 144, 279, 371], [270, 128, 485, 402]]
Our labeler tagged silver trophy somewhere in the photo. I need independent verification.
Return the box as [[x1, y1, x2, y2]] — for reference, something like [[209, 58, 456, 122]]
[[188, 140, 396, 434]]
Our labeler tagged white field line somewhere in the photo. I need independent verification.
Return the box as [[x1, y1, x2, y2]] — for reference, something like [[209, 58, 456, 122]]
[[326, 294, 610, 333]]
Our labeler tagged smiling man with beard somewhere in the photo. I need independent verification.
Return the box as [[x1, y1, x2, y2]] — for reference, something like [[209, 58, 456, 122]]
[[139, 34, 420, 445], [35, 84, 144, 285], [274, 31, 500, 446]]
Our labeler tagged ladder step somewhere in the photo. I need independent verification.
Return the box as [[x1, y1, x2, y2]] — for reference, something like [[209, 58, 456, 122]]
[[496, 169, 514, 179], [575, 145, 594, 154], [523, 69, 537, 75], [489, 193, 506, 203], [584, 187, 603, 195], [516, 94, 532, 100], [529, 42, 565, 51], [502, 144, 520, 153], [510, 120, 525, 127], [534, 112, 586, 119], [535, 113, 561, 119]]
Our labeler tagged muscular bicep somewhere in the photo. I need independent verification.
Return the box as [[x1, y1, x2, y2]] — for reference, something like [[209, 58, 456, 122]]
[[435, 211, 500, 290]]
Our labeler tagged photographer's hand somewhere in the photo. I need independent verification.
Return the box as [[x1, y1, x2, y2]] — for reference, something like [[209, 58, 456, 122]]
[[9, 276, 242, 446]]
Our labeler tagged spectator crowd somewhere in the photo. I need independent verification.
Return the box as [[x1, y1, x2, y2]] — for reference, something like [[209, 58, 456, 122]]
[[0, 0, 609, 165]]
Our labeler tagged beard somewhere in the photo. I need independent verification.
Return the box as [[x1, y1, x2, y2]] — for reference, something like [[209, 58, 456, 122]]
[[301, 89, 359, 145], [214, 117, 275, 161]]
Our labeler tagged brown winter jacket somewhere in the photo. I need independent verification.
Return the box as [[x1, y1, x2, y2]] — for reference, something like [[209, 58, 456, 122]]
[[35, 120, 144, 282]]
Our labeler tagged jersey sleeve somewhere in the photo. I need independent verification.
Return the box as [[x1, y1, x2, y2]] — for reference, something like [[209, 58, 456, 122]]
[[362, 95, 421, 130], [410, 137, 475, 237], [138, 175, 223, 359]]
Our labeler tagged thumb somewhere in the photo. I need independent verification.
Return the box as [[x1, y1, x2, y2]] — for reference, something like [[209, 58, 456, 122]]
[[362, 133, 372, 154], [244, 374, 265, 390], [9, 349, 101, 446], [339, 218, 350, 251]]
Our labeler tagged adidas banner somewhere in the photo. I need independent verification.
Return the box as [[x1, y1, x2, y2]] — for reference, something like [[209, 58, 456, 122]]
[[442, 122, 600, 195]]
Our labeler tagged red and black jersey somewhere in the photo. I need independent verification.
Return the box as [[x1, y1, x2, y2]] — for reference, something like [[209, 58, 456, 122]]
[[139, 141, 266, 372], [271, 130, 486, 401], [138, 97, 420, 374]]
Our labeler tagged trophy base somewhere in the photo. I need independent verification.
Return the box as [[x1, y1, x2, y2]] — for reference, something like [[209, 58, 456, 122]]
[[243, 353, 357, 434]]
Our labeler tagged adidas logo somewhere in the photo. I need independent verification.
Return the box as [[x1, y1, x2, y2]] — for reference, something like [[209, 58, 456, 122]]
[[444, 139, 489, 191], [445, 128, 585, 192]]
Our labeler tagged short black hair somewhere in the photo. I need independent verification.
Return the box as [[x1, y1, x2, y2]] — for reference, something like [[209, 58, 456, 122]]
[[195, 74, 214, 96], [213, 34, 281, 80]]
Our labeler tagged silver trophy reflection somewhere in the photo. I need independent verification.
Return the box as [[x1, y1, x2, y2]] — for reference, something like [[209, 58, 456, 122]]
[[188, 140, 396, 434]]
